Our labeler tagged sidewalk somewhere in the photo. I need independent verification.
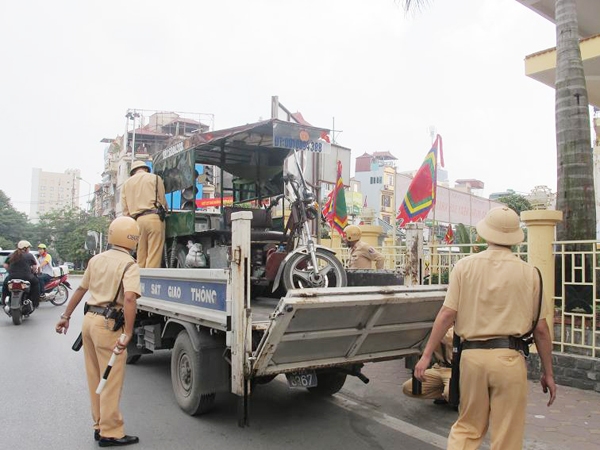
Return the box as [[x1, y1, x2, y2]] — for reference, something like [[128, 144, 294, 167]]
[[342, 359, 600, 450], [525, 380, 600, 450]]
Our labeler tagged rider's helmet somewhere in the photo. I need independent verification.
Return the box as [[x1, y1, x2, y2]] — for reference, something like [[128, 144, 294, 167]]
[[108, 217, 140, 250], [17, 240, 32, 250], [130, 160, 150, 176], [37, 243, 47, 250], [344, 225, 362, 243]]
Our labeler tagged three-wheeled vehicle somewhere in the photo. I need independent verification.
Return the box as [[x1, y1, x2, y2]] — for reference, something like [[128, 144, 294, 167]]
[[153, 118, 347, 296]]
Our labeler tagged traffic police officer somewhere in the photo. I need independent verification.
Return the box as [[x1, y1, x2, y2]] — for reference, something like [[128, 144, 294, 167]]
[[403, 327, 453, 404], [121, 160, 167, 268], [55, 217, 141, 447], [414, 207, 556, 449], [344, 225, 385, 269]]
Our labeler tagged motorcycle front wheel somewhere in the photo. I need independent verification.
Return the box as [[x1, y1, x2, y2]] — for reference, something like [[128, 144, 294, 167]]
[[282, 248, 347, 291], [50, 284, 69, 306]]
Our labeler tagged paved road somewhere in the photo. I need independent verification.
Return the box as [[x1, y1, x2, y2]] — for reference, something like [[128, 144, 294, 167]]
[[0, 276, 455, 450]]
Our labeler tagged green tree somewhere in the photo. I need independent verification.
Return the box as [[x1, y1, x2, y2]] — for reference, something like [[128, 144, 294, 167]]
[[0, 190, 30, 249], [37, 207, 110, 267], [497, 193, 532, 216], [401, 0, 596, 241]]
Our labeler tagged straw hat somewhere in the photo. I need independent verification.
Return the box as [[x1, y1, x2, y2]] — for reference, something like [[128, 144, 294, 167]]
[[476, 206, 524, 246]]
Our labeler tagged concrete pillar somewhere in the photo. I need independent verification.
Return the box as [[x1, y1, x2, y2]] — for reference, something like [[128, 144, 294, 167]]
[[521, 210, 563, 340], [359, 224, 384, 248], [404, 222, 424, 286]]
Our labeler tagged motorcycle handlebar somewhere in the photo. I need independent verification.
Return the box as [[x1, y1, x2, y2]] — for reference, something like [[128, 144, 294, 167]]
[[283, 173, 314, 202]]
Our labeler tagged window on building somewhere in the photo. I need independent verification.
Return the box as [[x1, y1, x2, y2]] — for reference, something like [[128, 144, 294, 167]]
[[381, 195, 391, 207], [386, 175, 394, 186]]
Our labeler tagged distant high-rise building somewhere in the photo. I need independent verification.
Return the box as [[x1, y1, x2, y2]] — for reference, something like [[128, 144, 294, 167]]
[[30, 168, 81, 222]]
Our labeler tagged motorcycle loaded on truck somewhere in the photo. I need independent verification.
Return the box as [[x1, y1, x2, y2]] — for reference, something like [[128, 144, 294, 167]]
[[125, 119, 446, 425]]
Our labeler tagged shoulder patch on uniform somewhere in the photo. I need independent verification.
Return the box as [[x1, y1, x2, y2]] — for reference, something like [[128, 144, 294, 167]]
[[368, 247, 375, 254]]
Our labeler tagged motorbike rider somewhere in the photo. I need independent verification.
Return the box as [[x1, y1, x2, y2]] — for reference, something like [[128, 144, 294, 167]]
[[2, 240, 41, 309], [37, 243, 53, 293]]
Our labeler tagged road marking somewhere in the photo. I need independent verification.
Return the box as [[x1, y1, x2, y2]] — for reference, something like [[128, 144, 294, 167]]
[[329, 394, 447, 449]]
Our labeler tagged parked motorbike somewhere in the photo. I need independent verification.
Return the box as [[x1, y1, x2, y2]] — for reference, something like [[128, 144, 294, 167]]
[[40, 273, 71, 306], [3, 279, 35, 325], [268, 150, 347, 292]]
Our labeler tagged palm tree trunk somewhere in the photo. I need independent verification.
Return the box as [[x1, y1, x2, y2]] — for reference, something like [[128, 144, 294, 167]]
[[555, 0, 595, 241]]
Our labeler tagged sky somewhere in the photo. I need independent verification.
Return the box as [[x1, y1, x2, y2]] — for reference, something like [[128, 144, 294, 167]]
[[0, 0, 559, 215]]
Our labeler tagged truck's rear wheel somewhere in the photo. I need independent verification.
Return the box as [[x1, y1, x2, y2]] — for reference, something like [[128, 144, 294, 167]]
[[126, 354, 142, 365], [171, 331, 216, 415], [307, 372, 346, 396]]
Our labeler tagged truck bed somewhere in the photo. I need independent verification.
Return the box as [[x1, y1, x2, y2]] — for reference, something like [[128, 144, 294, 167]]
[[137, 268, 446, 378]]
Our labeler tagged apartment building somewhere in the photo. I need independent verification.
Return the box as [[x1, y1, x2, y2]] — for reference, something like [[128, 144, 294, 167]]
[[30, 168, 81, 222]]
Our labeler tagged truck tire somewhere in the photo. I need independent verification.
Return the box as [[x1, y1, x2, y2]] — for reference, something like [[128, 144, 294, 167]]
[[307, 372, 346, 396], [126, 355, 142, 365], [171, 331, 216, 415]]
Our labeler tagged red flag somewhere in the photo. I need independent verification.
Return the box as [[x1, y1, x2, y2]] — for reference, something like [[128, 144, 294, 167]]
[[443, 224, 454, 244], [397, 135, 444, 226], [322, 161, 348, 234], [322, 191, 333, 217], [363, 195, 368, 208]]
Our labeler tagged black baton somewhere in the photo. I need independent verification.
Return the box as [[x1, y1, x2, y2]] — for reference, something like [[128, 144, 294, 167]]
[[71, 332, 83, 352], [449, 332, 461, 408]]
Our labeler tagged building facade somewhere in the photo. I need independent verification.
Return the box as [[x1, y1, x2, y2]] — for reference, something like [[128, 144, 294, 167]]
[[99, 110, 212, 218], [29, 168, 82, 222]]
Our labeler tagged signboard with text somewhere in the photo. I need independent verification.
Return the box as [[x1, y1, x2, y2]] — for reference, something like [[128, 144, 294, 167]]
[[273, 122, 331, 154], [140, 277, 227, 312]]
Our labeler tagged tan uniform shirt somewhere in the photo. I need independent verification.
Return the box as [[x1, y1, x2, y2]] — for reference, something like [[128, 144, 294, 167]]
[[80, 249, 141, 307], [433, 327, 454, 365], [121, 171, 167, 217], [443, 246, 547, 341], [348, 240, 385, 269]]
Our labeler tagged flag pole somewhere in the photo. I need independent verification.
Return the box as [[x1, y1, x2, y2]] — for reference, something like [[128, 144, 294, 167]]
[[431, 131, 437, 247]]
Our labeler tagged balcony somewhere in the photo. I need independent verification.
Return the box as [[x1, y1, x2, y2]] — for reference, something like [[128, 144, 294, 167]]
[[525, 34, 600, 108]]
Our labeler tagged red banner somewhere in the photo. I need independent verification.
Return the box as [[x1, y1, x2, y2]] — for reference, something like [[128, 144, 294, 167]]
[[196, 197, 233, 207]]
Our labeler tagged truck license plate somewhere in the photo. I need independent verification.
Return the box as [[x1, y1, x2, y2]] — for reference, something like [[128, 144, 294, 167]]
[[285, 371, 317, 388]]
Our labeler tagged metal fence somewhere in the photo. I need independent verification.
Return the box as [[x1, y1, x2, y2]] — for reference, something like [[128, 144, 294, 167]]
[[553, 240, 599, 358], [333, 240, 599, 358]]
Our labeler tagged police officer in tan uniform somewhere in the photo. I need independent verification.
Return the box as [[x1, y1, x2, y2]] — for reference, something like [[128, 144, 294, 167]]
[[344, 225, 385, 269], [415, 207, 556, 450], [403, 327, 453, 404], [121, 160, 167, 268], [55, 217, 141, 447]]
